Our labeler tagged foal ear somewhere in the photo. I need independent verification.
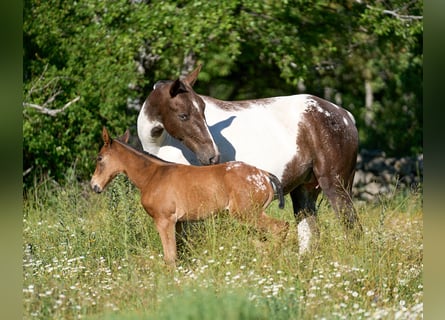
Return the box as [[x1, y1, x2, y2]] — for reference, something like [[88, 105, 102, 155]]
[[169, 79, 188, 97], [183, 64, 202, 87], [102, 126, 112, 146], [120, 129, 130, 144]]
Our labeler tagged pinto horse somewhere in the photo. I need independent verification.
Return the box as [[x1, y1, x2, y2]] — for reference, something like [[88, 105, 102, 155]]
[[91, 127, 289, 265], [137, 66, 361, 253]]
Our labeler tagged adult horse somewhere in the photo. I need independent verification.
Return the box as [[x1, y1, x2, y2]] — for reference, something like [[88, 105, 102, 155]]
[[137, 65, 360, 253]]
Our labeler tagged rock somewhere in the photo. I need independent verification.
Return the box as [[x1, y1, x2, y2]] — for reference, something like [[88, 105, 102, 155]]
[[364, 182, 381, 195], [365, 172, 375, 184], [352, 150, 423, 202], [394, 158, 414, 176], [360, 191, 376, 202], [353, 170, 365, 185], [381, 170, 393, 183], [385, 157, 396, 168], [417, 154, 423, 172], [365, 157, 386, 173]]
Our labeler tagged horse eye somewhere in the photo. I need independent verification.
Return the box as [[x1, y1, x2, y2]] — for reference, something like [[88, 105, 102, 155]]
[[178, 113, 189, 121], [97, 155, 103, 162]]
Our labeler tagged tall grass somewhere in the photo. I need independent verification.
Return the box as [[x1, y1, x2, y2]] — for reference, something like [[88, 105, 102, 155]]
[[23, 172, 423, 319]]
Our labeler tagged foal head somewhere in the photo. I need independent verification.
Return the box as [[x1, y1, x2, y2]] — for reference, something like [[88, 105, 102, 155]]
[[145, 65, 220, 165], [90, 127, 130, 193]]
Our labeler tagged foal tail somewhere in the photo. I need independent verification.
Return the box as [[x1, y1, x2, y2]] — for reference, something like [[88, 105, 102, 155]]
[[268, 173, 285, 209]]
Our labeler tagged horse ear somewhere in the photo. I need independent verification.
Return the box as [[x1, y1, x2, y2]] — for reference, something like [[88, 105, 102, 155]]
[[121, 129, 130, 143], [102, 127, 111, 146], [183, 64, 202, 87], [170, 79, 188, 97]]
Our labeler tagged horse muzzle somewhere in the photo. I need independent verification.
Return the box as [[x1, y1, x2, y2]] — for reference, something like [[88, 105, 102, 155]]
[[199, 152, 220, 165], [91, 183, 103, 194], [209, 153, 220, 165]]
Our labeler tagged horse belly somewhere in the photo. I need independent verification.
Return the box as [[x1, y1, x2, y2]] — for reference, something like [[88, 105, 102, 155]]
[[175, 171, 230, 220]]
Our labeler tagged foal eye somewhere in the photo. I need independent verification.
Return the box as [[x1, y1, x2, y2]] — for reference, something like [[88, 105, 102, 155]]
[[97, 156, 103, 162], [178, 113, 189, 121]]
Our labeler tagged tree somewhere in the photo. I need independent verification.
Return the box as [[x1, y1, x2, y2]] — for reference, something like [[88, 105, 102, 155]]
[[23, 0, 422, 187]]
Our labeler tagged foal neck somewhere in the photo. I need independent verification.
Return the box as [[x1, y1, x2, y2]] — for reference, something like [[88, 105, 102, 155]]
[[113, 139, 169, 187]]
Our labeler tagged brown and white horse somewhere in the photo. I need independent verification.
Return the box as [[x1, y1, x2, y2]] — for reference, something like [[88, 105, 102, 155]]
[[91, 127, 289, 265], [137, 66, 361, 253]]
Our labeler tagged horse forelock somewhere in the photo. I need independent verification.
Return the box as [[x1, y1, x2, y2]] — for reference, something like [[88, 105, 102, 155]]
[[145, 81, 178, 121], [149, 80, 205, 114]]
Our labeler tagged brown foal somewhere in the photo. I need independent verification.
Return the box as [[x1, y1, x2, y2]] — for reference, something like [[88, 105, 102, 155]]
[[91, 127, 289, 265]]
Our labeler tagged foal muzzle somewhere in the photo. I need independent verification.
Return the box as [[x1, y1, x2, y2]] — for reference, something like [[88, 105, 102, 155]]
[[91, 184, 102, 194]]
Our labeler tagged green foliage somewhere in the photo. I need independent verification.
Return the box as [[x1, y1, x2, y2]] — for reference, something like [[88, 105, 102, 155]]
[[24, 0, 143, 184], [23, 0, 423, 186]]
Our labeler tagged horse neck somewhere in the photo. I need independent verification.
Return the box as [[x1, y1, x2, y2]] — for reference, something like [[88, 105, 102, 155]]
[[143, 120, 169, 152], [113, 140, 164, 189]]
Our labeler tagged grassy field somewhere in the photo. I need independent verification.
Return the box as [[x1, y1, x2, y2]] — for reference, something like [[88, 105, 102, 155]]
[[23, 172, 423, 319]]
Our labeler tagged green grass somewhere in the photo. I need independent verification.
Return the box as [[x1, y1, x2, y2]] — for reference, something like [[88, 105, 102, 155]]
[[23, 173, 423, 319]]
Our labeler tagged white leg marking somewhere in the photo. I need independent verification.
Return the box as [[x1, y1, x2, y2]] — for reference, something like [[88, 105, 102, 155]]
[[297, 218, 312, 255]]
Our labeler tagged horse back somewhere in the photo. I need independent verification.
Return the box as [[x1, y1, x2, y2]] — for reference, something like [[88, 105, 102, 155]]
[[201, 94, 357, 183]]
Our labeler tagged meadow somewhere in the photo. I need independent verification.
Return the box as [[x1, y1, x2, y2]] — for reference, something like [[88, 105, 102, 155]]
[[23, 170, 423, 319]]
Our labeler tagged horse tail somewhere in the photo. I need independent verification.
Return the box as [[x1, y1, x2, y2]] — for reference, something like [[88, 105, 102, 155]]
[[268, 173, 285, 209]]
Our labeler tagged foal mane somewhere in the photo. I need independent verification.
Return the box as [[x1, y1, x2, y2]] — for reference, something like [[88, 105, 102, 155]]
[[113, 138, 174, 165]]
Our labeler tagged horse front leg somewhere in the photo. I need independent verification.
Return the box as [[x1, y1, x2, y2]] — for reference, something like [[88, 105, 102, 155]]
[[290, 184, 321, 255], [154, 216, 177, 266], [317, 174, 362, 238]]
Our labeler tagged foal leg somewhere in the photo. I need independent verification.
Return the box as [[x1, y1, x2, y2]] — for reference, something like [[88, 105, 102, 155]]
[[290, 184, 321, 255], [229, 201, 288, 240], [154, 216, 177, 266], [255, 211, 289, 239], [174, 221, 187, 258]]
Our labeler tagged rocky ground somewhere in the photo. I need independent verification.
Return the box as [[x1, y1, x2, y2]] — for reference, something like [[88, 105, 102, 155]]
[[352, 149, 423, 202]]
